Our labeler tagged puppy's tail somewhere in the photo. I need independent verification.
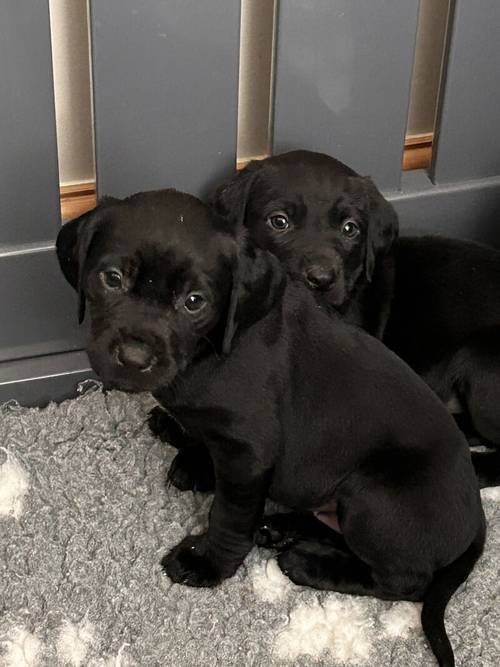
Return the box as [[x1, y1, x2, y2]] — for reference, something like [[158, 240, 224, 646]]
[[421, 525, 485, 667]]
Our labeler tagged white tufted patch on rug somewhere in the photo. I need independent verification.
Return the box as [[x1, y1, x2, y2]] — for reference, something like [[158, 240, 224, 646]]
[[56, 618, 96, 666], [275, 596, 374, 663], [481, 486, 500, 502], [2, 627, 43, 666], [379, 601, 422, 638], [250, 558, 292, 603], [0, 450, 29, 519], [90, 643, 131, 667]]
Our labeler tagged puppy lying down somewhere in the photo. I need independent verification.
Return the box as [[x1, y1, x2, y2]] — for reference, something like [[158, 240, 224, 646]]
[[57, 189, 485, 667]]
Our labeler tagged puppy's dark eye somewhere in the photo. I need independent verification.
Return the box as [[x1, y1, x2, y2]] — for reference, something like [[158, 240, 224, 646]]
[[341, 218, 360, 239], [267, 212, 290, 232], [101, 268, 123, 289], [184, 292, 206, 313]]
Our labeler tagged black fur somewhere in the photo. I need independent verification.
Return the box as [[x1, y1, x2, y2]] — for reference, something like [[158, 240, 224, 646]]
[[56, 189, 237, 393], [57, 189, 485, 667], [210, 150, 500, 486], [386, 237, 500, 453], [210, 150, 398, 338]]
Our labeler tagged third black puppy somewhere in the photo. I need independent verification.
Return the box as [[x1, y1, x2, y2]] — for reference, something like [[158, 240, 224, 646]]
[[57, 189, 485, 667]]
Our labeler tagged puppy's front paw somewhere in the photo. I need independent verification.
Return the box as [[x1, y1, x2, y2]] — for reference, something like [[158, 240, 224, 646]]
[[161, 535, 233, 587], [254, 513, 301, 549], [148, 406, 173, 442], [167, 450, 215, 493], [277, 541, 348, 588], [277, 542, 327, 588], [277, 545, 310, 583]]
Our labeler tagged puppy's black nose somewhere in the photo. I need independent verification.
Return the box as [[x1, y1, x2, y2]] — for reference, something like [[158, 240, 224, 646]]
[[304, 265, 337, 290], [116, 341, 155, 371]]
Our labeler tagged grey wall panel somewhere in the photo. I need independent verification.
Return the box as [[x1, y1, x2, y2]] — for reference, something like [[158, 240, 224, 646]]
[[389, 170, 500, 247], [90, 0, 240, 199], [0, 351, 94, 407], [273, 0, 420, 191], [0, 246, 85, 363], [0, 3, 85, 369], [431, 1, 500, 184], [0, 2, 61, 246]]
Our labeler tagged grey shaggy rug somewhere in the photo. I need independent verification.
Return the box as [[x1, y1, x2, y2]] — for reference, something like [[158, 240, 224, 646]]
[[1, 382, 499, 667]]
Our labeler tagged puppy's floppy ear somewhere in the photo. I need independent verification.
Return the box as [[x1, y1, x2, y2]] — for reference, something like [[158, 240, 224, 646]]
[[221, 240, 284, 355], [215, 167, 284, 354], [209, 159, 263, 225], [348, 176, 398, 282], [56, 197, 117, 323]]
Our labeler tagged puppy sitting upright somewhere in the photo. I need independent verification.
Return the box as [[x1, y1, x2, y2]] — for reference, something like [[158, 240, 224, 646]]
[[210, 150, 500, 487], [57, 189, 485, 667]]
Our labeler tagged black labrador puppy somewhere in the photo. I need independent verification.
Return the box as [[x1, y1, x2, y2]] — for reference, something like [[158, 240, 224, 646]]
[[57, 189, 485, 667], [210, 150, 500, 486]]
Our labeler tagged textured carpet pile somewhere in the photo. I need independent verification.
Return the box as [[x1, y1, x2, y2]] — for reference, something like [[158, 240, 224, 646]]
[[0, 383, 499, 666]]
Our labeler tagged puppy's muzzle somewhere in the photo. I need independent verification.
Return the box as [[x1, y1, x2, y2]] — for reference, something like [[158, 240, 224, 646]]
[[115, 339, 157, 372], [304, 264, 337, 291]]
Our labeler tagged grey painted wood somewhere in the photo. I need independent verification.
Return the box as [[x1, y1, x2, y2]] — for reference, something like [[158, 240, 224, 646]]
[[273, 0, 420, 191], [0, 2, 61, 246], [90, 0, 240, 199], [0, 245, 85, 363], [0, 3, 86, 375], [4, 169, 499, 407], [0, 351, 94, 407], [389, 170, 500, 247], [432, 1, 500, 184]]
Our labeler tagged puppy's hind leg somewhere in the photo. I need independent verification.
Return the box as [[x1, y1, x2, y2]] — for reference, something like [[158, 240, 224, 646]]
[[277, 540, 428, 601]]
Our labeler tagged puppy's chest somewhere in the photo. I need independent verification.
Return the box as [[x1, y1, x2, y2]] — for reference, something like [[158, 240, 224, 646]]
[[162, 379, 278, 450], [163, 348, 280, 432]]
